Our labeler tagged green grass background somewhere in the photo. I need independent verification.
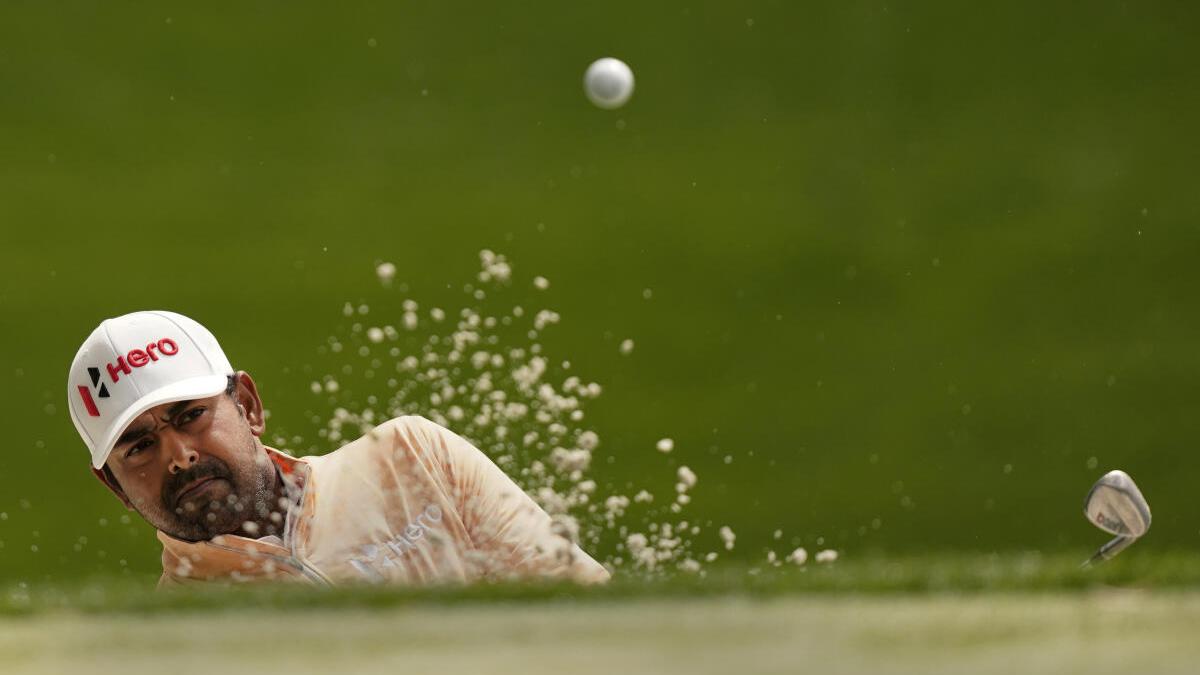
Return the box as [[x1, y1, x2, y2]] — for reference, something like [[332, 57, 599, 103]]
[[2, 1, 1199, 583], [12, 586, 1200, 675]]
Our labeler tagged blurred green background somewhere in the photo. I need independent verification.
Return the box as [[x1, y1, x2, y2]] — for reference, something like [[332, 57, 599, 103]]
[[2, 1, 1199, 582]]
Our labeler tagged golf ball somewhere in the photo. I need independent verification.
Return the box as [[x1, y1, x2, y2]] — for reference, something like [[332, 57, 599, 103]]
[[583, 57, 635, 109]]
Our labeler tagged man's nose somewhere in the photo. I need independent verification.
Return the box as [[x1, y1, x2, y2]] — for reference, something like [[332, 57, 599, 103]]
[[163, 432, 200, 474]]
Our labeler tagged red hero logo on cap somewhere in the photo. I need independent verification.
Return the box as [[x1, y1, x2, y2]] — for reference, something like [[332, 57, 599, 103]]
[[77, 338, 180, 417]]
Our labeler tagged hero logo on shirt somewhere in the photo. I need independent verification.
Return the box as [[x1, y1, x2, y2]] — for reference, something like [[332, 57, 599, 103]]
[[348, 504, 444, 581], [77, 337, 181, 417]]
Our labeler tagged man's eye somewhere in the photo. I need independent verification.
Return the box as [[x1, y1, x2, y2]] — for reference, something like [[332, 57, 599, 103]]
[[179, 407, 206, 424], [127, 439, 153, 457]]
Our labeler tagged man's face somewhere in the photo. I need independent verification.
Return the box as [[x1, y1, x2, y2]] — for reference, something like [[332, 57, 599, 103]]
[[103, 376, 276, 542]]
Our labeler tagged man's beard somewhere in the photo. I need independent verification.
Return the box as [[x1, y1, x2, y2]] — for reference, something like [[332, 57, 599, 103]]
[[143, 454, 275, 543]]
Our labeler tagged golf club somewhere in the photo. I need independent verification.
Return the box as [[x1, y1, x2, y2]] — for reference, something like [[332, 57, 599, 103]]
[[1082, 469, 1151, 568]]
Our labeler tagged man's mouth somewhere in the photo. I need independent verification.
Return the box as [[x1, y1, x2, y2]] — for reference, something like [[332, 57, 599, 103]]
[[175, 476, 224, 507]]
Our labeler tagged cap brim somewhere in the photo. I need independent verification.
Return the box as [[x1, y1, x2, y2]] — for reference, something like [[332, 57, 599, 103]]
[[91, 374, 230, 469]]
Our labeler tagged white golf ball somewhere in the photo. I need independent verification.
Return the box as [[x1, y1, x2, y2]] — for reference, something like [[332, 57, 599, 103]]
[[583, 57, 635, 110]]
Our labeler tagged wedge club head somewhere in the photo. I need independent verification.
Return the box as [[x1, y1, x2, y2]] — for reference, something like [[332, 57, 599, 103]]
[[1082, 469, 1151, 567]]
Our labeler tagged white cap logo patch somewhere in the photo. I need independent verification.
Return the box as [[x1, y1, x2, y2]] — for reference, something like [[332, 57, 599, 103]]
[[67, 311, 233, 469], [76, 337, 181, 418]]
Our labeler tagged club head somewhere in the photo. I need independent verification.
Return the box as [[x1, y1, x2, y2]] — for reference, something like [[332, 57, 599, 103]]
[[1081, 470, 1151, 568], [1084, 469, 1152, 538]]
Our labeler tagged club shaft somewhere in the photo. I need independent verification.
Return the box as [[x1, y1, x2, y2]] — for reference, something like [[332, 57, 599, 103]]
[[1081, 535, 1135, 568]]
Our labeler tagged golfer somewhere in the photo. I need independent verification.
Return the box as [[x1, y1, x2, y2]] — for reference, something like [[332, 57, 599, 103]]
[[67, 310, 610, 587]]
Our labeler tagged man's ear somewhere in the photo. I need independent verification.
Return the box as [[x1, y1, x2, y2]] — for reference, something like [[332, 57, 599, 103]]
[[232, 370, 266, 437], [92, 466, 135, 511]]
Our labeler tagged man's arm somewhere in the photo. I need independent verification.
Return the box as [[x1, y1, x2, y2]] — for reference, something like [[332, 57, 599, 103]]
[[403, 416, 611, 584]]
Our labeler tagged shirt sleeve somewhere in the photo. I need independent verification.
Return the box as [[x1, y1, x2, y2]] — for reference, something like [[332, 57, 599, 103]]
[[404, 415, 611, 584]]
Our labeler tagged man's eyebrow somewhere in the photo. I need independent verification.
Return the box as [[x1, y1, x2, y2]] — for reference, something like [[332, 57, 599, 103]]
[[163, 400, 194, 420], [114, 400, 200, 448], [115, 424, 152, 449]]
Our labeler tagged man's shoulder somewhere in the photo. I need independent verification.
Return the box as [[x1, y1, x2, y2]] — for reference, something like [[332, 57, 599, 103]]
[[380, 414, 438, 434], [302, 415, 460, 504], [361, 414, 440, 446], [313, 415, 442, 464]]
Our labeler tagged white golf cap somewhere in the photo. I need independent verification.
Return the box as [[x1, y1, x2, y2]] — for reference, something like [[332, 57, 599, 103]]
[[67, 311, 234, 469]]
